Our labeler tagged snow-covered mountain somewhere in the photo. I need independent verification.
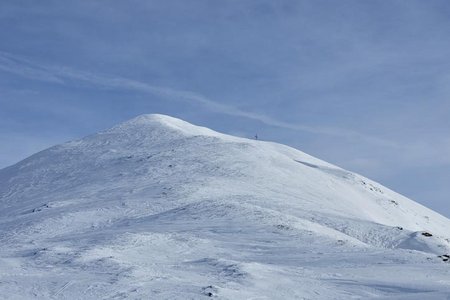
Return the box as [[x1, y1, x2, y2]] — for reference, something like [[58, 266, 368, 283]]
[[0, 114, 449, 299]]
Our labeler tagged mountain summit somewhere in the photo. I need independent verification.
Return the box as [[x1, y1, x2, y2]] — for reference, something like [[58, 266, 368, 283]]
[[1, 114, 449, 299]]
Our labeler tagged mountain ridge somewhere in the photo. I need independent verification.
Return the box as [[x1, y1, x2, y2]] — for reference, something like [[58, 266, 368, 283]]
[[0, 114, 449, 299]]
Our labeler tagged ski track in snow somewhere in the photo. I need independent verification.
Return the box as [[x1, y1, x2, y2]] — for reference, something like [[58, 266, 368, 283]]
[[0, 114, 449, 299]]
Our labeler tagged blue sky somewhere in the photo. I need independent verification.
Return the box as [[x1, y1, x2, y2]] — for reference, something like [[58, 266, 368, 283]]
[[1, 1, 450, 217]]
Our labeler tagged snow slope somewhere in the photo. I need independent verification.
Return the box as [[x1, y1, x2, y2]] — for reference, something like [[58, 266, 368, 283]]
[[0, 114, 449, 299]]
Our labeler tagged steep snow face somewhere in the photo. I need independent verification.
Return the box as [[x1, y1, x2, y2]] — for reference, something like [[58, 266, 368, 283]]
[[0, 114, 449, 299]]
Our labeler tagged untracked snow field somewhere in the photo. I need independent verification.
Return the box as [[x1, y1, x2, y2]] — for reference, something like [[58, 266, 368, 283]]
[[0, 114, 449, 299]]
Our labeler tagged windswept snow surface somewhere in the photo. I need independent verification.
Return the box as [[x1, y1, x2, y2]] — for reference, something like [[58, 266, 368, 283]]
[[0, 114, 449, 299]]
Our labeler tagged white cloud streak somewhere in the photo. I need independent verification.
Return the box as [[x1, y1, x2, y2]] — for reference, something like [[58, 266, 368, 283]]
[[0, 51, 398, 148]]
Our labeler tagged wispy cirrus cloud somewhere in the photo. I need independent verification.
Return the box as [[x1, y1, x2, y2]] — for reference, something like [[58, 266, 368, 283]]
[[0, 50, 397, 148], [0, 52, 64, 83]]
